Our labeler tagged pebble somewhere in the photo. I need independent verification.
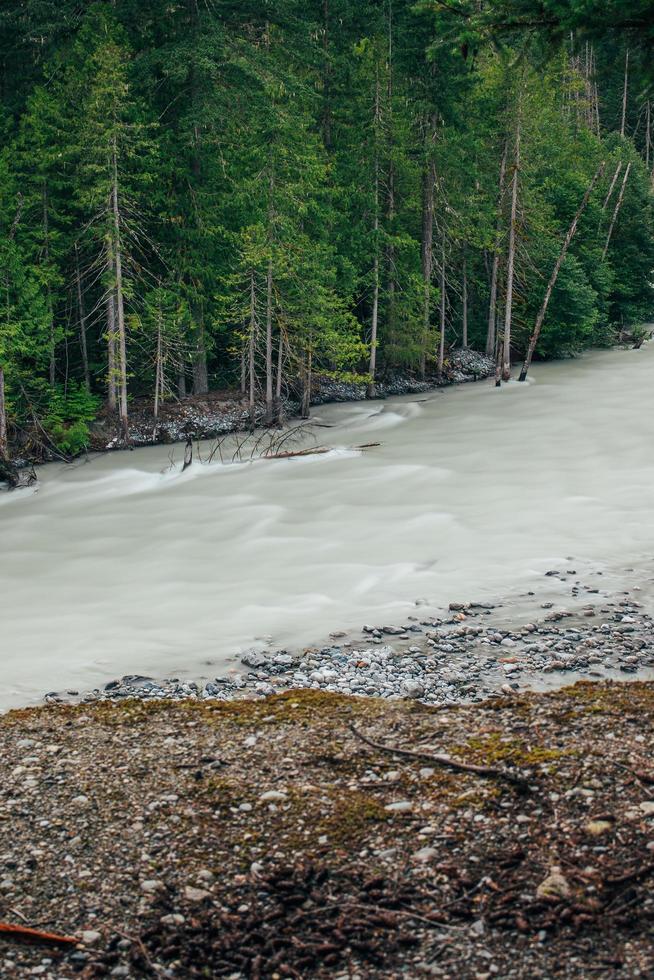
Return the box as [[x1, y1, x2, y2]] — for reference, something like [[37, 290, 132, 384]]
[[384, 801, 413, 813], [51, 587, 654, 711], [184, 886, 211, 903]]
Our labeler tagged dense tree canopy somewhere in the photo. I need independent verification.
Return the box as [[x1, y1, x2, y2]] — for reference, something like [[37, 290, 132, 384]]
[[0, 0, 652, 457]]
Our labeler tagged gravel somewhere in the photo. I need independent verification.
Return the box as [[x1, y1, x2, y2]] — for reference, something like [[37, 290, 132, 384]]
[[1, 681, 654, 977], [55, 579, 654, 711]]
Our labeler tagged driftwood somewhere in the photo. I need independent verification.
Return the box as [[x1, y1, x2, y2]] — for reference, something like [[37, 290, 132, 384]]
[[263, 443, 381, 461], [348, 724, 532, 791], [0, 922, 79, 946]]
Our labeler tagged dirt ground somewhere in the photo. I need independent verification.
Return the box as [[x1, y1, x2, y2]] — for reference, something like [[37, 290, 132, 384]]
[[1, 682, 653, 978]]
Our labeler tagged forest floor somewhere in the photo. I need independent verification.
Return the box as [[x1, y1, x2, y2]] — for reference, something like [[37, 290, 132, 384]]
[[1, 683, 653, 979]]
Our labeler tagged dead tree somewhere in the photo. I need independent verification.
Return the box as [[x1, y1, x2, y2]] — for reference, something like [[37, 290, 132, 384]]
[[501, 111, 521, 383], [487, 141, 508, 356], [519, 163, 605, 382], [602, 162, 632, 260]]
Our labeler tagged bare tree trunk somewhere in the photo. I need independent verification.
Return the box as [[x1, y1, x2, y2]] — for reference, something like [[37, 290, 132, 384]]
[[602, 161, 623, 210], [647, 100, 651, 171], [264, 255, 274, 423], [42, 185, 56, 386], [0, 365, 7, 458], [248, 268, 256, 428], [437, 238, 446, 377], [106, 254, 117, 413], [367, 70, 381, 399], [178, 365, 186, 398], [603, 162, 632, 259], [74, 244, 90, 391], [462, 251, 468, 348], [385, 4, 396, 360], [420, 153, 436, 378], [275, 330, 284, 423], [621, 48, 629, 138], [321, 0, 332, 149], [154, 299, 163, 422], [112, 137, 129, 443], [301, 348, 312, 419], [240, 345, 246, 396], [420, 143, 436, 379], [487, 141, 508, 356], [502, 115, 521, 383], [519, 163, 605, 382]]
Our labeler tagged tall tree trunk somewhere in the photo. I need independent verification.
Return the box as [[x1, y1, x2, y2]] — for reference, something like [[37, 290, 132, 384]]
[[437, 238, 446, 377], [264, 255, 274, 423], [621, 48, 629, 138], [154, 292, 163, 423], [367, 70, 381, 399], [420, 151, 436, 379], [0, 365, 7, 458], [240, 346, 246, 396], [106, 254, 117, 413], [112, 137, 129, 443], [462, 251, 468, 348], [321, 0, 332, 148], [74, 244, 90, 391], [519, 163, 605, 382], [192, 312, 209, 395], [275, 330, 284, 423], [502, 114, 521, 383], [248, 268, 256, 428], [42, 185, 55, 386], [301, 348, 312, 419], [486, 141, 508, 356], [602, 162, 632, 259], [646, 100, 651, 171], [385, 2, 396, 359]]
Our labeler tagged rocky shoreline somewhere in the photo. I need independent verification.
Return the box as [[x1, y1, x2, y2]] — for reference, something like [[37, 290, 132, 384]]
[[93, 348, 495, 452], [45, 571, 654, 710]]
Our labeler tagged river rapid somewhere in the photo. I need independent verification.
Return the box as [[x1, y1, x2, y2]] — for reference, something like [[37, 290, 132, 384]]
[[2, 344, 654, 710]]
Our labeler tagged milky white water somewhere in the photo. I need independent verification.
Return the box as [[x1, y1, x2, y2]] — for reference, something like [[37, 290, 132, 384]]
[[2, 344, 654, 710]]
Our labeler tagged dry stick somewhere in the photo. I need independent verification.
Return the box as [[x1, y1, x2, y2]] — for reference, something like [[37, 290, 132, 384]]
[[348, 723, 531, 790], [602, 162, 632, 260], [601, 161, 623, 211], [620, 48, 629, 138], [0, 923, 79, 947], [519, 162, 605, 382]]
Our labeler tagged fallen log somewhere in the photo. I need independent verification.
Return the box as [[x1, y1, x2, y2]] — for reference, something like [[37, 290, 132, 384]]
[[263, 443, 381, 461], [0, 922, 79, 946], [263, 446, 331, 460], [348, 724, 532, 792]]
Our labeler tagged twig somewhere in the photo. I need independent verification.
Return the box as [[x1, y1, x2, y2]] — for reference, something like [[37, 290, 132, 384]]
[[348, 724, 532, 791], [0, 922, 79, 946]]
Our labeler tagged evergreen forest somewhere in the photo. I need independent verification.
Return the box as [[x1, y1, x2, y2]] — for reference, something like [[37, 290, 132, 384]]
[[1, 0, 654, 457]]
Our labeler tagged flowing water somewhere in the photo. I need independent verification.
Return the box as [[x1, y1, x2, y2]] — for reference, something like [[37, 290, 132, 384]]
[[2, 344, 654, 710]]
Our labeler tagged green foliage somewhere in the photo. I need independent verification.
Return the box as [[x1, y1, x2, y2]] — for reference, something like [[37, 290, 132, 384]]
[[42, 384, 100, 456], [0, 0, 653, 453]]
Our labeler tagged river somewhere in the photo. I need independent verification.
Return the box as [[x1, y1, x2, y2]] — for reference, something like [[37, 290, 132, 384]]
[[2, 344, 654, 710]]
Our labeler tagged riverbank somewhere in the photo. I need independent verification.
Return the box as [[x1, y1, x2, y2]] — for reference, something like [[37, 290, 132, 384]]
[[1, 682, 653, 978], [93, 348, 495, 452], [42, 573, 654, 710]]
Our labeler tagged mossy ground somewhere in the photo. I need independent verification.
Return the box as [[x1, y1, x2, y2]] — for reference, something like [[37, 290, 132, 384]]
[[0, 682, 653, 977]]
